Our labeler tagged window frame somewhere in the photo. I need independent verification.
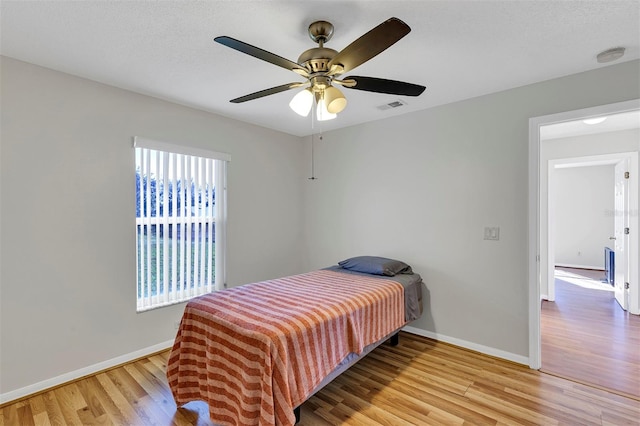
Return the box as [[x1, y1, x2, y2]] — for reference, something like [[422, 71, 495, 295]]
[[133, 137, 229, 312]]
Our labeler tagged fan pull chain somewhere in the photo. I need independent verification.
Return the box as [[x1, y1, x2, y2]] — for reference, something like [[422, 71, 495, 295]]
[[309, 96, 320, 181], [309, 134, 320, 180]]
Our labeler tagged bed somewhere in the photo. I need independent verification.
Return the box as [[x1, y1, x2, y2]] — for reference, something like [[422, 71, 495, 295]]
[[166, 256, 423, 426]]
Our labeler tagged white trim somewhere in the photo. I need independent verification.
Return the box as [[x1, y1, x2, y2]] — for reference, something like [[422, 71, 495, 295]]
[[528, 99, 640, 370], [528, 108, 542, 369], [629, 152, 640, 314], [0, 340, 174, 405], [547, 160, 557, 301], [402, 326, 529, 366], [133, 136, 231, 162], [1, 328, 532, 405]]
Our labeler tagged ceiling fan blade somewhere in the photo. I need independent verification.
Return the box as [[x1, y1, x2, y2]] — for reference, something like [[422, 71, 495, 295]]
[[215, 36, 309, 76], [327, 17, 411, 74], [230, 82, 303, 103], [343, 76, 426, 96]]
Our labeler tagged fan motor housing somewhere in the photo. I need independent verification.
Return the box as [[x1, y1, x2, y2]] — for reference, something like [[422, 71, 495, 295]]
[[310, 76, 331, 91], [298, 47, 337, 73]]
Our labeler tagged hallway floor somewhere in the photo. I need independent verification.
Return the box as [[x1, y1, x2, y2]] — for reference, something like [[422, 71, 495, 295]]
[[541, 267, 640, 399]]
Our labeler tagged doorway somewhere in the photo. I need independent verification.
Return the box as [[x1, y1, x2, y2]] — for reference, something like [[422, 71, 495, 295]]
[[546, 154, 636, 304], [527, 99, 640, 383]]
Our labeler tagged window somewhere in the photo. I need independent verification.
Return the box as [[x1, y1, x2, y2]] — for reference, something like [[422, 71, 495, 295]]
[[134, 137, 229, 312]]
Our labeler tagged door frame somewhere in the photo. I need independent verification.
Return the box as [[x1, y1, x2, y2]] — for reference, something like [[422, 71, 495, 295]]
[[528, 99, 640, 369]]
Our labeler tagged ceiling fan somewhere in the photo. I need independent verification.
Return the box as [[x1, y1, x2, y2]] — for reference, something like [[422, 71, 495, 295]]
[[214, 17, 426, 121]]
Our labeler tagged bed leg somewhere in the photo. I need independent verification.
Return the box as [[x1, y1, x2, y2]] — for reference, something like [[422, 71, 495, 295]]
[[390, 332, 399, 346], [294, 406, 301, 424]]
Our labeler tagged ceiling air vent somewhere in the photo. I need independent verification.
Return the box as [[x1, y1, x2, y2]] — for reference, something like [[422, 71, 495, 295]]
[[376, 100, 406, 111]]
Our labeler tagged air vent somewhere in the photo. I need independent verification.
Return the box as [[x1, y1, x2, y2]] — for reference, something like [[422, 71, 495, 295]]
[[376, 100, 406, 111]]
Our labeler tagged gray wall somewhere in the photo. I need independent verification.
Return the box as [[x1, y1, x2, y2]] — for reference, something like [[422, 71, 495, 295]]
[[302, 60, 640, 359], [0, 57, 306, 396]]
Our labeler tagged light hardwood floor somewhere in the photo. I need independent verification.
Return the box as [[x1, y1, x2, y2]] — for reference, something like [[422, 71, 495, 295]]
[[541, 267, 640, 399], [2, 332, 639, 425]]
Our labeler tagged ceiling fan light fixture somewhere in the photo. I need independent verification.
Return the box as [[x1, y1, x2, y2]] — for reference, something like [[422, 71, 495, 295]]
[[324, 86, 347, 114], [216, 17, 426, 125], [289, 88, 313, 116]]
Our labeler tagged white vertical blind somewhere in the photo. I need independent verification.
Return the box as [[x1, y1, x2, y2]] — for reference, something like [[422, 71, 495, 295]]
[[134, 137, 229, 312], [215, 160, 227, 291]]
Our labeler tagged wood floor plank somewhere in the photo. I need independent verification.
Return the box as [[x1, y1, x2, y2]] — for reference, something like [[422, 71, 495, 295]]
[[40, 391, 66, 426], [94, 372, 146, 425], [52, 385, 86, 425], [32, 411, 53, 426], [74, 376, 110, 422], [362, 395, 441, 425], [104, 369, 162, 426], [327, 401, 385, 426], [2, 331, 639, 425], [125, 362, 201, 425], [302, 406, 348, 426], [27, 394, 46, 419], [16, 404, 36, 426], [1, 405, 19, 426], [322, 381, 412, 426]]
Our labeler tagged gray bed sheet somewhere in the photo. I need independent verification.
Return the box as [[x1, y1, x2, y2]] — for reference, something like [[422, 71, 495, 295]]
[[323, 265, 423, 321]]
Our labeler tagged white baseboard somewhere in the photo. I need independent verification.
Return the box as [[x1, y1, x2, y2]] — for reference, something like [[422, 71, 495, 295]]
[[3, 330, 531, 405], [0, 340, 174, 405], [402, 326, 529, 366]]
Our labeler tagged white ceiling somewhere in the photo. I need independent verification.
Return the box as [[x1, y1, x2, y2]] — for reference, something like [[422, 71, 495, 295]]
[[1, 1, 639, 137]]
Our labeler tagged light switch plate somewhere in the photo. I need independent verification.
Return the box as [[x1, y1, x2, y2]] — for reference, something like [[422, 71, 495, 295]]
[[484, 227, 500, 241]]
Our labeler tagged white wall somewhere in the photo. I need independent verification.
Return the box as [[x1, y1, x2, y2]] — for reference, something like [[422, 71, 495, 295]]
[[554, 165, 614, 269], [0, 57, 306, 397], [303, 60, 640, 360]]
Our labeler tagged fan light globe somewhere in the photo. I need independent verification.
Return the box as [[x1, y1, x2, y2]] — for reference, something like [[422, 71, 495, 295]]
[[289, 88, 313, 116], [316, 97, 337, 121], [324, 86, 347, 114]]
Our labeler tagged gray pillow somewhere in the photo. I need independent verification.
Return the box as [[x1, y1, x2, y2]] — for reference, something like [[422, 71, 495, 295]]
[[338, 256, 413, 276]]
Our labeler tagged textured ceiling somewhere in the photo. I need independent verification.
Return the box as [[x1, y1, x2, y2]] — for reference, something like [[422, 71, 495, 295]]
[[1, 1, 639, 137]]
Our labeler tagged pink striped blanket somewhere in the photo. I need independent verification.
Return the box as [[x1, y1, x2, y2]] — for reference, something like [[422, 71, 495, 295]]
[[166, 269, 405, 425]]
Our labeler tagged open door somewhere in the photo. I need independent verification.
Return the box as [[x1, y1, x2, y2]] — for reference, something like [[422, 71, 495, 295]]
[[614, 158, 629, 311]]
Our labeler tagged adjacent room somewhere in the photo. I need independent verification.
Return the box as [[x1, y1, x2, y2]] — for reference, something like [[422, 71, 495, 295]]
[[1, 1, 639, 425]]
